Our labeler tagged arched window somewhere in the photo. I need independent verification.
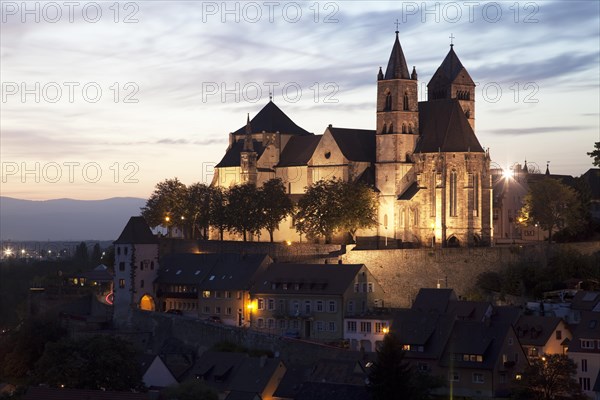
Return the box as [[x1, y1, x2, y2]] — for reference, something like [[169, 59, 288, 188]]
[[408, 123, 413, 134], [403, 92, 409, 111], [383, 214, 388, 229], [382, 123, 387, 134], [384, 92, 392, 111], [402, 123, 407, 134], [449, 170, 458, 217], [388, 123, 393, 134]]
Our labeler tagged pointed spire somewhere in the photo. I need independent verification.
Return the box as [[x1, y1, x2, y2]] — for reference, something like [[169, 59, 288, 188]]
[[411, 66, 418, 80], [377, 66, 384, 81], [545, 161, 550, 175], [523, 159, 529, 173], [243, 113, 254, 151], [384, 31, 410, 80]]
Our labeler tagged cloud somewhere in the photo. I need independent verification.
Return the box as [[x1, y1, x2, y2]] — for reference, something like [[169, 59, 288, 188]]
[[486, 126, 592, 136]]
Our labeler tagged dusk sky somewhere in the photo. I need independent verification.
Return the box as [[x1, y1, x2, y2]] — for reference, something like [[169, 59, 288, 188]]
[[1, 0, 599, 201]]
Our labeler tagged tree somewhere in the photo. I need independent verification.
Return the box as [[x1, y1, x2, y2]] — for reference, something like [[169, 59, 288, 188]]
[[33, 335, 143, 391], [588, 142, 600, 167], [339, 181, 378, 242], [295, 179, 377, 243], [141, 178, 187, 236], [209, 187, 228, 241], [73, 242, 89, 267], [163, 379, 218, 400], [91, 243, 102, 265], [367, 333, 439, 400], [519, 178, 583, 242], [512, 354, 586, 400], [258, 179, 293, 242], [226, 183, 262, 241], [184, 183, 213, 239]]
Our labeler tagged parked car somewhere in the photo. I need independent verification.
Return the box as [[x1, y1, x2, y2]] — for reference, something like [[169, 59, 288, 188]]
[[166, 309, 183, 315]]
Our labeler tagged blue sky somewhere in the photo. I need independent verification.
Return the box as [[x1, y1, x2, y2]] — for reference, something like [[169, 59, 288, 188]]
[[1, 0, 599, 200]]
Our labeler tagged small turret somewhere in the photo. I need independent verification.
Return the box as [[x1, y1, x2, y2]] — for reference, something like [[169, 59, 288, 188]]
[[411, 66, 417, 80], [243, 113, 254, 151], [377, 67, 384, 81]]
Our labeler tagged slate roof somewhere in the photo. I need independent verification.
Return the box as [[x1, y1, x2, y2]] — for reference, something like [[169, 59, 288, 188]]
[[215, 139, 266, 168], [228, 357, 284, 394], [308, 359, 368, 386], [276, 135, 322, 167], [398, 182, 419, 200], [412, 288, 457, 313], [384, 32, 410, 80], [514, 315, 563, 347], [252, 263, 364, 295], [428, 46, 474, 87], [415, 99, 484, 153], [294, 382, 370, 400], [581, 168, 600, 199], [355, 166, 378, 191], [571, 291, 600, 311], [157, 253, 270, 289], [224, 391, 260, 400], [567, 310, 600, 353], [328, 127, 376, 163], [114, 216, 158, 245], [232, 101, 312, 136], [23, 387, 150, 400]]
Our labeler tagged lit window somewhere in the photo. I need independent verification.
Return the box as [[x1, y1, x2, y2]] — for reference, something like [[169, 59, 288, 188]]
[[257, 298, 265, 310], [202, 291, 211, 298], [119, 279, 125, 288], [402, 344, 411, 351]]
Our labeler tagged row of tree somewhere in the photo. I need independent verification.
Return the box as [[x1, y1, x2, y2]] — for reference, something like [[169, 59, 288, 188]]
[[141, 178, 378, 243]]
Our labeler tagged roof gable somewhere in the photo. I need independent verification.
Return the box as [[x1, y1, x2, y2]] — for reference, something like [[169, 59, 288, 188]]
[[232, 101, 312, 136], [416, 99, 484, 153], [114, 216, 157, 244], [277, 135, 322, 167], [327, 127, 376, 163]]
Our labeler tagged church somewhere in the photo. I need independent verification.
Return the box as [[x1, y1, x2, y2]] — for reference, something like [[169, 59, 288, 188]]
[[211, 31, 493, 248]]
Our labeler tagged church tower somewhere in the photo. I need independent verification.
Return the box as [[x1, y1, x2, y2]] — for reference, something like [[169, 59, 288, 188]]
[[240, 114, 258, 185], [427, 44, 476, 130], [375, 31, 419, 245]]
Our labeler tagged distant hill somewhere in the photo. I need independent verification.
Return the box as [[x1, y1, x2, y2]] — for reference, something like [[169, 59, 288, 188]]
[[0, 197, 146, 241]]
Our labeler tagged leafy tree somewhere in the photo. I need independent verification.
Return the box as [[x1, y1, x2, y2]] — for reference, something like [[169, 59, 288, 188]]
[[209, 187, 228, 241], [91, 243, 102, 265], [339, 180, 378, 242], [588, 141, 600, 167], [33, 335, 143, 391], [295, 179, 377, 243], [512, 354, 586, 400], [184, 183, 213, 239], [74, 242, 89, 267], [518, 178, 583, 242], [163, 379, 218, 400], [226, 183, 261, 241], [258, 179, 293, 242], [141, 178, 187, 236], [368, 333, 439, 400]]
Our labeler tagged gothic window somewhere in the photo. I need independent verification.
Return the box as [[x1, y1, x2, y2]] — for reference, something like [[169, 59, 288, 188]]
[[449, 170, 458, 217], [402, 123, 407, 134], [408, 123, 413, 134], [473, 173, 479, 214], [430, 174, 436, 217], [388, 123, 393, 134], [403, 92, 409, 111], [382, 123, 387, 134], [384, 92, 392, 111]]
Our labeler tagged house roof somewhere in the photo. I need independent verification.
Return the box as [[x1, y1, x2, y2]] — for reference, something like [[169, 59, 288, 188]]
[[308, 359, 367, 386], [571, 291, 600, 311], [114, 216, 157, 244], [566, 310, 600, 353], [294, 382, 370, 400], [580, 168, 600, 199], [327, 127, 376, 163], [398, 182, 419, 201], [229, 357, 284, 394], [428, 46, 474, 88], [232, 101, 312, 136], [391, 309, 455, 360], [215, 139, 266, 168], [252, 263, 365, 295], [384, 32, 410, 80], [224, 391, 261, 400], [277, 135, 322, 167], [515, 315, 563, 347], [23, 387, 150, 400], [415, 99, 484, 153], [412, 288, 457, 313], [157, 253, 270, 289]]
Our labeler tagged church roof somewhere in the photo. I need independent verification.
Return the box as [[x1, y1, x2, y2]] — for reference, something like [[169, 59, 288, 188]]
[[215, 140, 266, 168], [428, 46, 474, 87], [384, 32, 410, 80], [232, 101, 312, 136], [277, 135, 322, 167], [398, 182, 419, 200], [114, 216, 157, 244], [415, 99, 484, 153], [328, 127, 376, 162], [355, 166, 379, 191]]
